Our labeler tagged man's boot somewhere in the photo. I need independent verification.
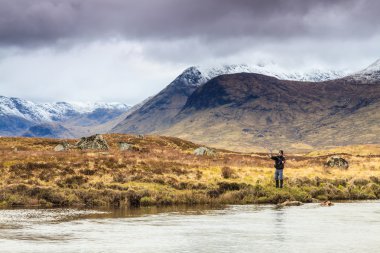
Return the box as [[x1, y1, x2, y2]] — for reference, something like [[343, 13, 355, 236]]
[[280, 180, 284, 188], [275, 180, 279, 188]]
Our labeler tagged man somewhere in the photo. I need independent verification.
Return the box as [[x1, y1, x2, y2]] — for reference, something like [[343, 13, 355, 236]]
[[268, 150, 286, 188]]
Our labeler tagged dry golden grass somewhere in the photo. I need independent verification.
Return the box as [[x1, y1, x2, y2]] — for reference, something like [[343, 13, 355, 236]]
[[0, 134, 380, 208]]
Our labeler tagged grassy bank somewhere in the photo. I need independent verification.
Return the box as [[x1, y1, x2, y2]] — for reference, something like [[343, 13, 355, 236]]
[[1, 134, 380, 208]]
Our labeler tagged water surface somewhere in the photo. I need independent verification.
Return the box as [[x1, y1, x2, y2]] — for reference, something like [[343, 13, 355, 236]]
[[1, 202, 379, 253]]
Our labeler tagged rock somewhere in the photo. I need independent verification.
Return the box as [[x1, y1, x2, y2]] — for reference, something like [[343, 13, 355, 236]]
[[54, 141, 70, 152], [54, 144, 65, 151], [118, 142, 134, 151], [138, 134, 145, 139], [277, 200, 303, 207], [325, 156, 349, 169], [320, 200, 334, 206], [193, 147, 215, 156], [76, 134, 109, 150]]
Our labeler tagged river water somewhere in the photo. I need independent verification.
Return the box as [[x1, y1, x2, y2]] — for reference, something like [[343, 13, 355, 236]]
[[0, 201, 379, 253]]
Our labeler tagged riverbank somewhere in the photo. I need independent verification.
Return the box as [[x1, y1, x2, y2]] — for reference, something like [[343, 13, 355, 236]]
[[0, 134, 380, 208]]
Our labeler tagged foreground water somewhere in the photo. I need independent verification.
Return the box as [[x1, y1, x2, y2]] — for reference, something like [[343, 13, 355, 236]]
[[0, 201, 379, 253]]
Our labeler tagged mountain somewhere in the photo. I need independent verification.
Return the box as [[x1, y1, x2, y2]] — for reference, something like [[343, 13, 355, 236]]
[[0, 96, 130, 137], [112, 64, 347, 134], [113, 60, 380, 152]]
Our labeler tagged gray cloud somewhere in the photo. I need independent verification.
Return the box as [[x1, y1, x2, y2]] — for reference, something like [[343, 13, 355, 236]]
[[0, 0, 380, 104], [1, 0, 380, 47]]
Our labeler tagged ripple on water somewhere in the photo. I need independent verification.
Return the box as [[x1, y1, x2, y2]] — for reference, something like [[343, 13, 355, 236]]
[[0, 208, 108, 227]]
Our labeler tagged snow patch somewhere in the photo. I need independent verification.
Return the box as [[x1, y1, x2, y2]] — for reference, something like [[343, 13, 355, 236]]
[[176, 63, 348, 89]]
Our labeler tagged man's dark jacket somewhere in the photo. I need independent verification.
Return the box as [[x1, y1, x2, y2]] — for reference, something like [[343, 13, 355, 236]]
[[271, 155, 286, 170]]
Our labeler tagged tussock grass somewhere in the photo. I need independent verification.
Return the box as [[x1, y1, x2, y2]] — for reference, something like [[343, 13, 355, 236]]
[[0, 134, 380, 208]]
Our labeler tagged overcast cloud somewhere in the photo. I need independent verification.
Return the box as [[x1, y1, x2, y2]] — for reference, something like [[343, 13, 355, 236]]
[[0, 0, 379, 104]]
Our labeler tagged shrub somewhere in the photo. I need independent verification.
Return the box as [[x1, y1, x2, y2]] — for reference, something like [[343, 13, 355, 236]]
[[62, 175, 88, 188], [126, 190, 142, 207], [140, 196, 154, 206], [10, 162, 56, 172], [112, 173, 126, 183], [217, 181, 246, 193], [196, 170, 202, 180], [221, 166, 234, 179], [79, 169, 96, 176]]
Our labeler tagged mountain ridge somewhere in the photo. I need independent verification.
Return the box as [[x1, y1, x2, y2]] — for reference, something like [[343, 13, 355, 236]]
[[112, 63, 349, 135], [113, 59, 380, 152]]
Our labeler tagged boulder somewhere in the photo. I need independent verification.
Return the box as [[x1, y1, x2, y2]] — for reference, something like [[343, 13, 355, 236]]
[[76, 134, 109, 150], [325, 156, 349, 169], [193, 147, 215, 156], [277, 200, 303, 207], [118, 142, 134, 151], [54, 141, 70, 152], [320, 200, 334, 206]]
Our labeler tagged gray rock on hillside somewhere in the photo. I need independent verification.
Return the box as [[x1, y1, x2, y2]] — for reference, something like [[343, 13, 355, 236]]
[[194, 147, 215, 156], [54, 141, 70, 151], [76, 134, 109, 150], [118, 142, 135, 151], [325, 156, 349, 169]]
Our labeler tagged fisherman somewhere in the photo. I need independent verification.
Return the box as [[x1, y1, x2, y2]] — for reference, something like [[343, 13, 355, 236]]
[[268, 150, 286, 188]]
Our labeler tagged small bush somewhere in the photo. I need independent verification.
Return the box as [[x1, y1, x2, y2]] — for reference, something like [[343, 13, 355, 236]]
[[10, 162, 56, 172], [140, 196, 154, 206], [112, 173, 126, 183], [62, 175, 88, 188], [196, 170, 202, 180], [221, 166, 234, 179], [217, 181, 246, 193], [79, 169, 96, 176]]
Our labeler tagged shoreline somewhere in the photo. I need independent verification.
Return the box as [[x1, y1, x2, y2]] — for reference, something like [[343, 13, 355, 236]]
[[1, 178, 380, 208]]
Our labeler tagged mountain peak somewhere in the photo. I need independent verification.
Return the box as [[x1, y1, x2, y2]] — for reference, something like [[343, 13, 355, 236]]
[[362, 58, 380, 72], [346, 59, 380, 83], [168, 66, 205, 88]]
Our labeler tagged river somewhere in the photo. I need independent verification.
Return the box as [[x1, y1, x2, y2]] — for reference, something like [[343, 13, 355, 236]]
[[0, 201, 379, 253]]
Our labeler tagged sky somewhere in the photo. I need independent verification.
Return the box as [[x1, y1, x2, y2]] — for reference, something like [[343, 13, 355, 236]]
[[0, 0, 379, 105]]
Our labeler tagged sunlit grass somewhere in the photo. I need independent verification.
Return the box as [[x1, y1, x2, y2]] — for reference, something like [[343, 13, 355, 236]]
[[0, 135, 380, 208]]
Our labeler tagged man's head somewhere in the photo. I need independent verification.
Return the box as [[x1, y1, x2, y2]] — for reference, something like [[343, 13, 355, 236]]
[[279, 150, 284, 156]]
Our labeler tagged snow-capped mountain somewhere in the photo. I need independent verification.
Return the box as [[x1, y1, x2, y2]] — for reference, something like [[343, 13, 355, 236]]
[[191, 63, 348, 86], [113, 60, 380, 152], [0, 96, 130, 137], [164, 64, 348, 94], [345, 59, 380, 83], [112, 63, 347, 134], [0, 96, 130, 123]]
